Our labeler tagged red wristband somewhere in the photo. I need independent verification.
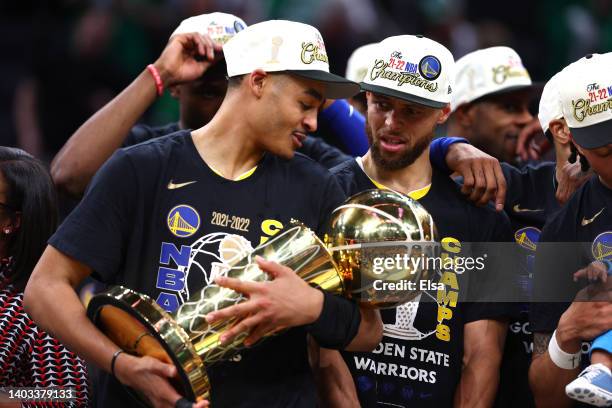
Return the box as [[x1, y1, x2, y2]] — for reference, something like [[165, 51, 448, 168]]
[[146, 64, 164, 96]]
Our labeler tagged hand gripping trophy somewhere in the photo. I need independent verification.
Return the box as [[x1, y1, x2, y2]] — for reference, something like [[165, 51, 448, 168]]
[[87, 189, 439, 404]]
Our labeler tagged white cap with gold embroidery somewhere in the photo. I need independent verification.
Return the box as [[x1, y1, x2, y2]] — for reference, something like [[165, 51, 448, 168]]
[[346, 43, 378, 83], [451, 46, 534, 111], [223, 20, 359, 99], [171, 12, 247, 44], [558, 53, 612, 149], [360, 35, 455, 108]]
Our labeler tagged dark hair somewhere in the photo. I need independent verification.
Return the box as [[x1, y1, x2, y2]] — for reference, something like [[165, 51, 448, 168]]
[[0, 147, 58, 290], [226, 74, 246, 89]]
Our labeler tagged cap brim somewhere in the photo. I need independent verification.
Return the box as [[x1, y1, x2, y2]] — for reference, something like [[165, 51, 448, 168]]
[[359, 82, 447, 108], [571, 119, 612, 149], [289, 70, 360, 99], [474, 83, 544, 103]]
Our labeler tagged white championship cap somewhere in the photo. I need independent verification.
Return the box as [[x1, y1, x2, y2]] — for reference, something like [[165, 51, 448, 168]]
[[171, 12, 247, 44], [451, 46, 534, 111], [223, 20, 359, 99], [558, 53, 612, 149], [361, 35, 455, 108], [538, 72, 563, 135], [345, 43, 378, 83], [538, 56, 588, 136]]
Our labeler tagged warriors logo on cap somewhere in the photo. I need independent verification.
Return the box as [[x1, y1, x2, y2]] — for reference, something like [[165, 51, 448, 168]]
[[234, 20, 245, 33], [419, 55, 441, 81], [171, 12, 248, 45]]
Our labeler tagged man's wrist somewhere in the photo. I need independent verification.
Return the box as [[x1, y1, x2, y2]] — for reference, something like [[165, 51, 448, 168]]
[[555, 318, 581, 353], [306, 291, 361, 349], [306, 286, 324, 324], [549, 329, 581, 369], [151, 61, 173, 88]]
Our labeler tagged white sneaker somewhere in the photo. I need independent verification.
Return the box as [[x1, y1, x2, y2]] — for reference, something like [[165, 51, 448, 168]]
[[566, 363, 612, 407]]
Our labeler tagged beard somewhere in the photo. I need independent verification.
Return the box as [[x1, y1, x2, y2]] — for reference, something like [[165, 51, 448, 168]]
[[366, 117, 435, 171]]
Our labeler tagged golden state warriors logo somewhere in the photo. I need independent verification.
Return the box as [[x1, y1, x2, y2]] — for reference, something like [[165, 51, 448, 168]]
[[167, 205, 200, 238], [419, 55, 441, 81], [514, 227, 541, 252], [592, 231, 612, 261]]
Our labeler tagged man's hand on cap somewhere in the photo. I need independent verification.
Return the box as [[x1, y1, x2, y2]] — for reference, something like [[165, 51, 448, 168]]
[[154, 33, 223, 87]]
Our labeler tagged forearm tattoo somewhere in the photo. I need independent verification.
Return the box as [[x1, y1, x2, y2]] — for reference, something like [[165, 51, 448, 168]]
[[533, 333, 553, 356]]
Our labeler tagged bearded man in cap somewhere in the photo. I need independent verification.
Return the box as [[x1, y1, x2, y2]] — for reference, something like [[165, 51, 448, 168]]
[[325, 35, 517, 407]]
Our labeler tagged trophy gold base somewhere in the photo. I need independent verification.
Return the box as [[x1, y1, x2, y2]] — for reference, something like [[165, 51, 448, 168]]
[[87, 286, 210, 403]]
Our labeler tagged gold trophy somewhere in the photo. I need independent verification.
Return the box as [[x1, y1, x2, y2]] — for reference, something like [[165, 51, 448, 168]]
[[87, 189, 438, 404]]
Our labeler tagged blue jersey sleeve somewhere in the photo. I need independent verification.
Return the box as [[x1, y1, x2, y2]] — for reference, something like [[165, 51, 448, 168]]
[[318, 100, 368, 156], [429, 137, 470, 173]]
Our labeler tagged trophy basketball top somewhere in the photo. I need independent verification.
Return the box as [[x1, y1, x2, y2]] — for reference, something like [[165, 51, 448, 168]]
[[325, 189, 439, 308]]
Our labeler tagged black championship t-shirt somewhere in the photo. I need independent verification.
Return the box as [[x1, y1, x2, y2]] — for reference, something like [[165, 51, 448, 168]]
[[332, 159, 515, 408], [531, 175, 612, 399], [124, 122, 352, 169], [495, 162, 560, 408], [50, 130, 347, 407]]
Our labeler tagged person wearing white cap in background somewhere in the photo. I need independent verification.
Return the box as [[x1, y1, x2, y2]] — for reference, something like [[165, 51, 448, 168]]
[[447, 46, 542, 166], [23, 19, 385, 408], [325, 34, 516, 408], [51, 12, 239, 198], [345, 43, 378, 115], [529, 52, 612, 408]]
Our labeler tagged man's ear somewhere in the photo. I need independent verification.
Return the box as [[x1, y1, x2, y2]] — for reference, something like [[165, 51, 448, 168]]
[[437, 104, 452, 124], [247, 69, 268, 99], [550, 118, 570, 145]]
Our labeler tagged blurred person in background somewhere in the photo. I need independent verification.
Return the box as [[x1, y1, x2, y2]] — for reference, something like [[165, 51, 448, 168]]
[[447, 46, 541, 167], [0, 147, 89, 406], [344, 42, 377, 116]]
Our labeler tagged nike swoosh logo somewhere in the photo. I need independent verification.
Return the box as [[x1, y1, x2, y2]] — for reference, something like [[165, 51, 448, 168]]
[[513, 204, 544, 213], [581, 207, 605, 226], [167, 180, 197, 190]]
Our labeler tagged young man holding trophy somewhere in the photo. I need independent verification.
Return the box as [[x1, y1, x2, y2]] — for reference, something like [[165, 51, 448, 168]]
[[328, 35, 517, 407], [23, 20, 383, 408]]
